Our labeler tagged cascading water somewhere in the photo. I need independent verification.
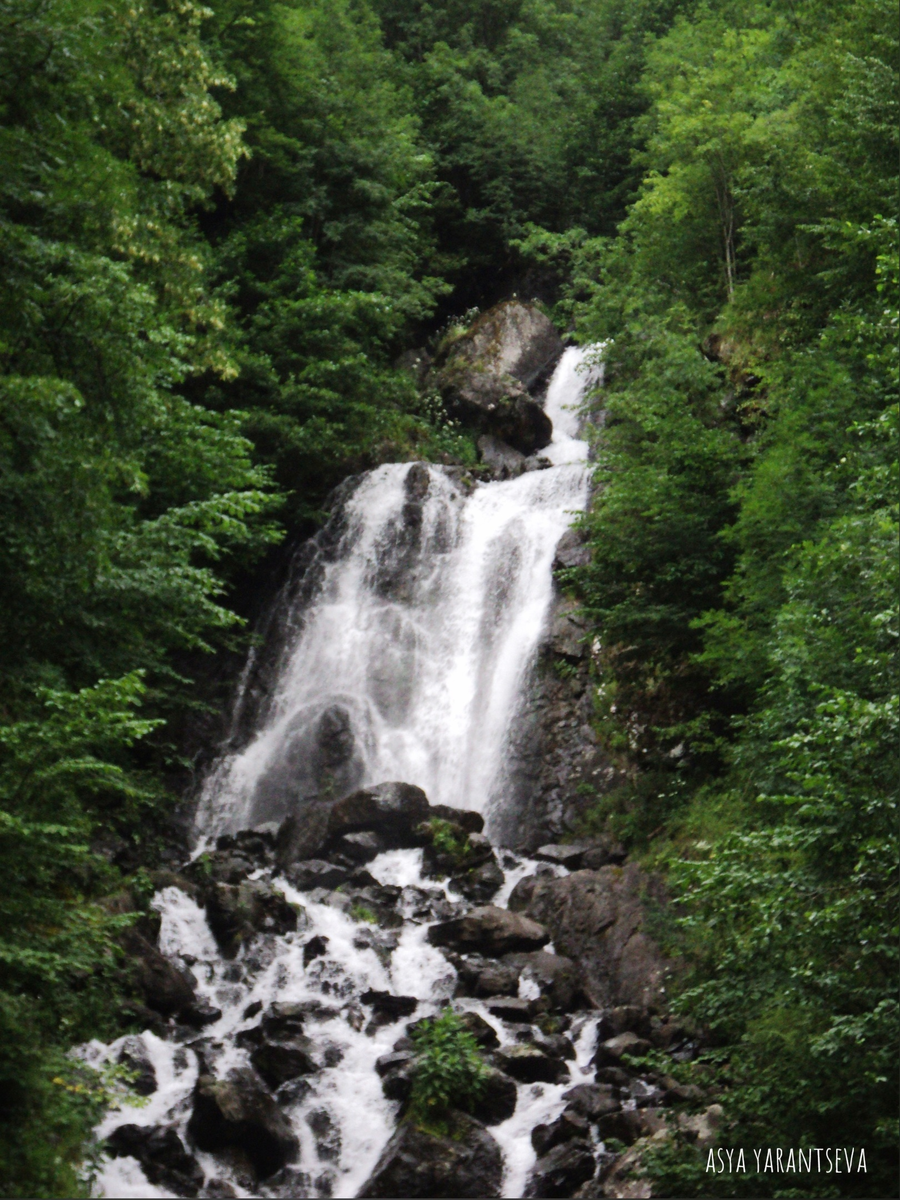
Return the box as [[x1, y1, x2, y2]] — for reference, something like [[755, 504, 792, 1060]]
[[196, 345, 599, 841], [85, 346, 615, 1200]]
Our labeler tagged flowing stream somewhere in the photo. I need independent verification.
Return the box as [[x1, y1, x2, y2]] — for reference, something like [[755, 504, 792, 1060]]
[[86, 347, 605, 1200]]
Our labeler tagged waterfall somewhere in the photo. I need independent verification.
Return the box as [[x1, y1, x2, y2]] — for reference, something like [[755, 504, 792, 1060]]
[[87, 346, 609, 1200], [196, 345, 600, 842]]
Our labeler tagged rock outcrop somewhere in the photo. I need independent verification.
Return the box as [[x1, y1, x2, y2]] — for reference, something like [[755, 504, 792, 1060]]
[[432, 301, 562, 455], [509, 864, 674, 1010]]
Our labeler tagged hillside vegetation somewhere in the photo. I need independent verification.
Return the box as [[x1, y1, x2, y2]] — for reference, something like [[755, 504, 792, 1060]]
[[0, 0, 895, 1194]]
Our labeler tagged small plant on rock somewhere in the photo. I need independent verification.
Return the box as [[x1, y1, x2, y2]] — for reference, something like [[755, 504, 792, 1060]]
[[426, 818, 471, 865], [408, 1010, 488, 1129]]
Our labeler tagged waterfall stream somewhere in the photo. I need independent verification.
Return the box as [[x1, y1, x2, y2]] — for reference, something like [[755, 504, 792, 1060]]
[[86, 347, 608, 1200]]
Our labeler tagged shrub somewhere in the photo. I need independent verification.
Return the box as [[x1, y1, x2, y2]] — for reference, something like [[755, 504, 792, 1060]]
[[408, 1010, 488, 1126]]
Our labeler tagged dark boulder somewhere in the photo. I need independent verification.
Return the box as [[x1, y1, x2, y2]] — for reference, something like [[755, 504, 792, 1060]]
[[181, 1000, 223, 1029], [125, 931, 196, 1018], [478, 434, 527, 479], [456, 1010, 501, 1051], [250, 1036, 319, 1089], [593, 1032, 652, 1070], [471, 962, 519, 998], [106, 1123, 204, 1197], [362, 990, 418, 1025], [334, 830, 386, 863], [534, 843, 595, 870], [377, 1051, 417, 1103], [187, 1068, 299, 1179], [432, 302, 562, 455], [427, 906, 549, 957], [358, 1112, 503, 1198], [274, 802, 333, 869], [471, 1068, 518, 1125], [524, 1139, 596, 1198], [495, 1044, 570, 1084], [117, 1036, 157, 1096], [531, 1109, 590, 1157], [453, 858, 505, 904], [286, 859, 351, 891], [562, 1083, 621, 1121], [428, 805, 484, 834], [484, 996, 536, 1022], [328, 782, 430, 844], [205, 880, 300, 956]]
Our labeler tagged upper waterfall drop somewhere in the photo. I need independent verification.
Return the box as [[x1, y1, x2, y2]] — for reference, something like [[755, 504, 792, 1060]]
[[196, 345, 601, 842]]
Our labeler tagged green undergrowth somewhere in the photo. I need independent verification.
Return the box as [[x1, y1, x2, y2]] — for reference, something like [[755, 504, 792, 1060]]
[[407, 1010, 488, 1129]]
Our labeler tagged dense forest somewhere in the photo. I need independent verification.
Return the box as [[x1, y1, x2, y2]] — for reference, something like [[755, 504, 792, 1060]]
[[0, 0, 896, 1195]]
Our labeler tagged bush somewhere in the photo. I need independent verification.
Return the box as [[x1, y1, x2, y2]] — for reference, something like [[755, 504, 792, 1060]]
[[408, 1010, 488, 1126]]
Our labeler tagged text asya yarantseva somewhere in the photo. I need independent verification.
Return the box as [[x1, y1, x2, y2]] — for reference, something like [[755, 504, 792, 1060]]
[[706, 1147, 867, 1174]]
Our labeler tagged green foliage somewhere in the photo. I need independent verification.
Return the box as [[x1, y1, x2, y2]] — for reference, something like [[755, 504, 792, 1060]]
[[408, 1010, 488, 1124], [349, 903, 379, 924], [549, 0, 899, 1190], [0, 675, 162, 1196], [425, 817, 473, 864]]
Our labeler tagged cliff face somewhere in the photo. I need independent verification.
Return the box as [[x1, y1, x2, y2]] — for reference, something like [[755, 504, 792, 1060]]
[[496, 534, 625, 853]]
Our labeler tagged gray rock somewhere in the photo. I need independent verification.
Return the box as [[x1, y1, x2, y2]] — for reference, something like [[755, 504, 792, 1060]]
[[525, 1139, 596, 1197], [593, 1032, 652, 1069], [187, 1068, 299, 1179], [124, 931, 196, 1017], [531, 1109, 590, 1156], [432, 302, 561, 455], [328, 782, 431, 843], [453, 858, 505, 904], [250, 1036, 319, 1089], [117, 1036, 157, 1096], [519, 866, 674, 1010], [478, 434, 527, 478], [473, 963, 520, 997], [286, 859, 351, 891], [495, 1044, 570, 1084], [106, 1123, 204, 1197], [427, 906, 550, 957], [534, 843, 595, 869], [484, 996, 536, 1021], [428, 805, 484, 834], [334, 830, 386, 863], [552, 528, 591, 571], [274, 801, 333, 869], [205, 880, 300, 956], [472, 1068, 518, 1125], [358, 1111, 503, 1198], [502, 950, 581, 1012], [562, 1083, 622, 1120]]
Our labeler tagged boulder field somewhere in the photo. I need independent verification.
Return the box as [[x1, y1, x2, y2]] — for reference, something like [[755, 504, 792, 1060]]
[[104, 783, 715, 1199]]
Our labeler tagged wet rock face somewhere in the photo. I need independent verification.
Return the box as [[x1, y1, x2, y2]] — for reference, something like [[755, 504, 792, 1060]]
[[187, 1068, 300, 1179], [514, 864, 675, 1010], [357, 1112, 504, 1199], [432, 301, 562, 455]]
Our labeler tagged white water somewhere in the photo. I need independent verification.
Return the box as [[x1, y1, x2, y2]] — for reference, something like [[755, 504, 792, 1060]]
[[89, 346, 606, 1199], [196, 346, 599, 840]]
